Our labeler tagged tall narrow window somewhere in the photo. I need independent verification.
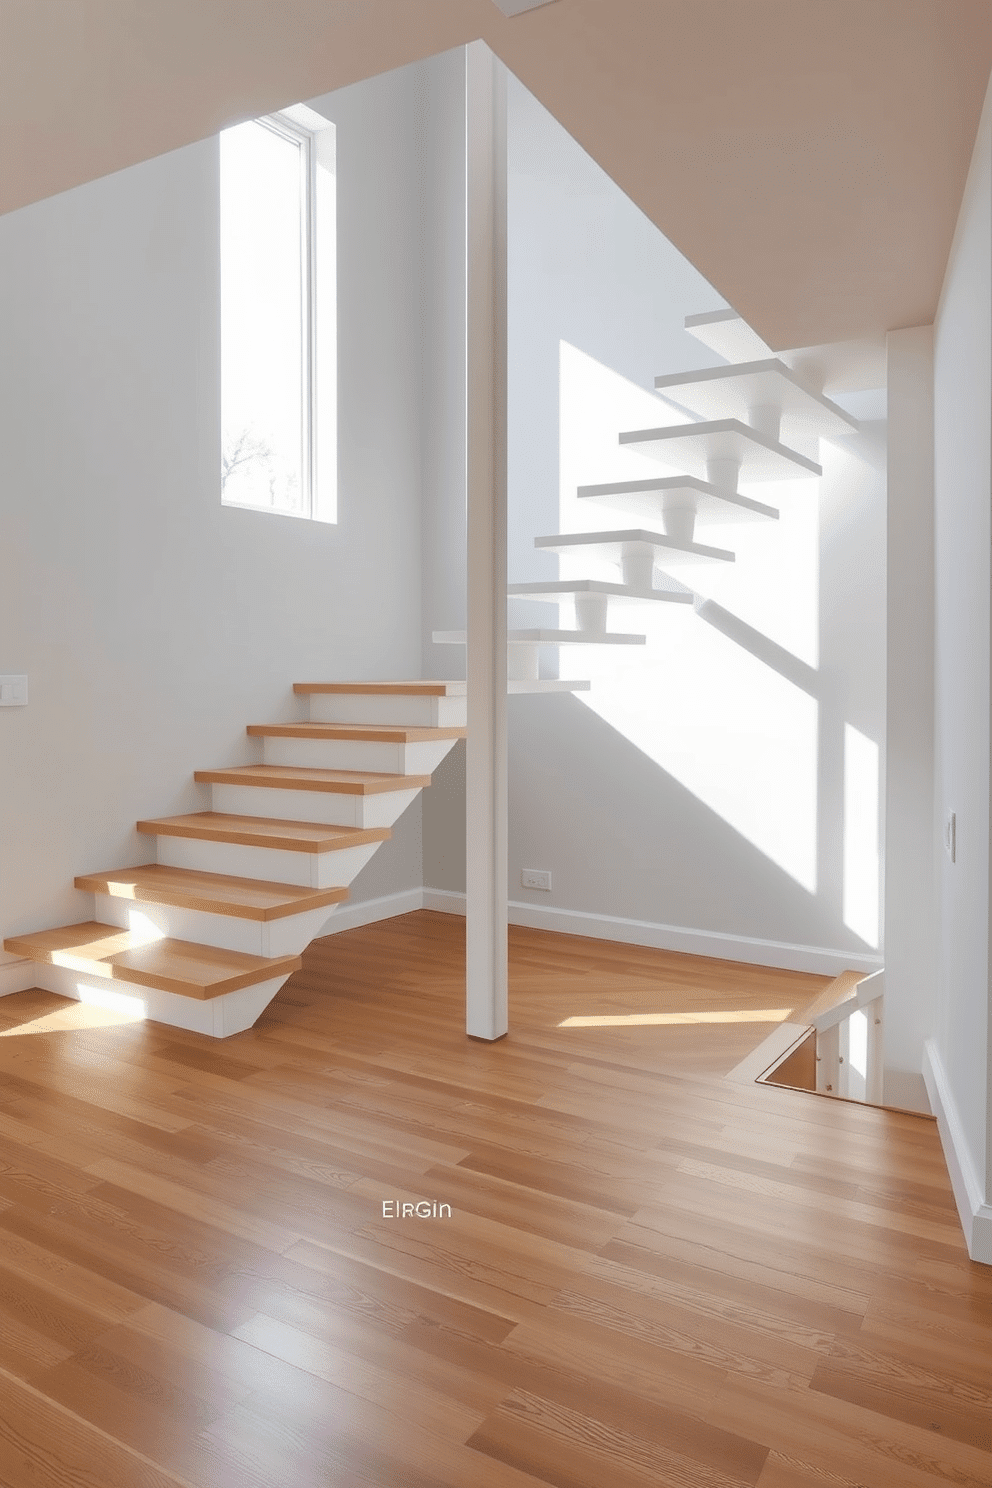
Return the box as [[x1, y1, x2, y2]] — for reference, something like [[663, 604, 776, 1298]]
[[220, 105, 336, 520]]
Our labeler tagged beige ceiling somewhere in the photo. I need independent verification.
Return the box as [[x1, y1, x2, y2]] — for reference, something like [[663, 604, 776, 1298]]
[[2, 0, 990, 348]]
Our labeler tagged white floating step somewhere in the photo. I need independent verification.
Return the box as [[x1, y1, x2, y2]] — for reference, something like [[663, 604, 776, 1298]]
[[684, 308, 773, 363], [533, 529, 733, 576], [433, 628, 645, 682], [507, 679, 591, 693], [509, 578, 694, 634], [577, 476, 778, 540], [653, 359, 857, 444], [618, 419, 821, 487], [509, 580, 694, 604], [433, 629, 647, 646]]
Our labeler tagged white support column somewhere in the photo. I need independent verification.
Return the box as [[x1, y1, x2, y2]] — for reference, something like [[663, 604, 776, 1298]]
[[464, 41, 508, 1041]]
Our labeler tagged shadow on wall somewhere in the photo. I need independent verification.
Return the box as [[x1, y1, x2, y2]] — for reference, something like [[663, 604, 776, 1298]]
[[507, 692, 876, 956], [542, 342, 880, 952]]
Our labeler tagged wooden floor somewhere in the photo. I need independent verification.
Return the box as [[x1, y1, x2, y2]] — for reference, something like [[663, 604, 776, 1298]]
[[0, 910, 986, 1488]]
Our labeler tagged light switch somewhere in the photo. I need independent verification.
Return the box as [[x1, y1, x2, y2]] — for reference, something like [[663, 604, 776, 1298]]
[[0, 675, 28, 707]]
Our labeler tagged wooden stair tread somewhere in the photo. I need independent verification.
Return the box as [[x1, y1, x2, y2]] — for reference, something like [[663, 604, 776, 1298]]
[[2, 922, 300, 1000], [293, 680, 466, 697], [136, 812, 390, 853], [74, 864, 348, 921], [194, 764, 430, 795], [246, 721, 466, 741]]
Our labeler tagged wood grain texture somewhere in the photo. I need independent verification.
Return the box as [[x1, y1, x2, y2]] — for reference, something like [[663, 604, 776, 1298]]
[[135, 812, 390, 852], [193, 764, 432, 794], [245, 721, 466, 741], [0, 910, 982, 1487], [293, 681, 465, 696], [73, 864, 350, 920]]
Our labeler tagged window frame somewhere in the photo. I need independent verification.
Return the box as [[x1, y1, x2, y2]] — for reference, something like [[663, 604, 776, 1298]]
[[220, 104, 336, 523]]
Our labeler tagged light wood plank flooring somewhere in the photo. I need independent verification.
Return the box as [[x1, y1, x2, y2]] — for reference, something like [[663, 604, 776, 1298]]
[[0, 910, 984, 1488]]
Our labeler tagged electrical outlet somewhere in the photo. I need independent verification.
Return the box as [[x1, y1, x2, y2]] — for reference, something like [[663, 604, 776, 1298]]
[[945, 811, 956, 863], [0, 675, 27, 707], [521, 868, 552, 892]]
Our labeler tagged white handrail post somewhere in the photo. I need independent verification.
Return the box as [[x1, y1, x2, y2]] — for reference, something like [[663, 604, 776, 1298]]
[[816, 1022, 841, 1096], [866, 996, 885, 1105], [464, 41, 508, 1041], [837, 1016, 851, 1100]]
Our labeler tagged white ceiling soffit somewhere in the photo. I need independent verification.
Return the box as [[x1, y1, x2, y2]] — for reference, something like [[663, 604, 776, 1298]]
[[1, 0, 991, 349]]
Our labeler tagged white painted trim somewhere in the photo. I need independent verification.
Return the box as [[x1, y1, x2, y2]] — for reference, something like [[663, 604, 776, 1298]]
[[316, 887, 425, 935], [423, 888, 884, 976], [923, 1038, 992, 1263], [0, 957, 35, 997]]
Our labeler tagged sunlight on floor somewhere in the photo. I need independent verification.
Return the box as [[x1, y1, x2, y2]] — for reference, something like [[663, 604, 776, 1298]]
[[557, 1007, 793, 1027], [0, 984, 146, 1037]]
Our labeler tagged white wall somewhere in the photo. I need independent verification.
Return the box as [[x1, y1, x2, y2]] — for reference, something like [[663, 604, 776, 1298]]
[[0, 60, 436, 955], [421, 77, 887, 975], [926, 70, 992, 1261], [885, 327, 935, 1113]]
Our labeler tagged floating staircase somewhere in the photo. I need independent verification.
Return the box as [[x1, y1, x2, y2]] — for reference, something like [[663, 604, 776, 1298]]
[[4, 683, 466, 1037], [432, 310, 857, 683]]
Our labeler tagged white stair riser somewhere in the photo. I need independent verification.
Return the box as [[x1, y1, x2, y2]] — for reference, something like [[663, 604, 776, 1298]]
[[155, 835, 380, 889], [209, 783, 420, 829], [31, 961, 291, 1038], [93, 894, 338, 959], [307, 694, 466, 727], [261, 737, 459, 775]]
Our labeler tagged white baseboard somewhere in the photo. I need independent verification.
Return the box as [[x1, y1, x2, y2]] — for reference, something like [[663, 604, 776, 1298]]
[[923, 1038, 992, 1264], [422, 888, 883, 977], [317, 887, 425, 935], [0, 957, 35, 997]]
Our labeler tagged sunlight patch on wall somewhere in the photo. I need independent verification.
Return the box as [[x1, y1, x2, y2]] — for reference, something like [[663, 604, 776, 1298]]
[[557, 341, 820, 890], [843, 723, 880, 947]]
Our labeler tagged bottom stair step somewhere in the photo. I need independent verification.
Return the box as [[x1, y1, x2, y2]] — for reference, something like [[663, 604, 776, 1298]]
[[2, 922, 301, 1000]]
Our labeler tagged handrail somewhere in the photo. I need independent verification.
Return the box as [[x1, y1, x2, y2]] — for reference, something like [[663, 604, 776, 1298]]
[[811, 968, 884, 1032], [814, 970, 884, 1104]]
